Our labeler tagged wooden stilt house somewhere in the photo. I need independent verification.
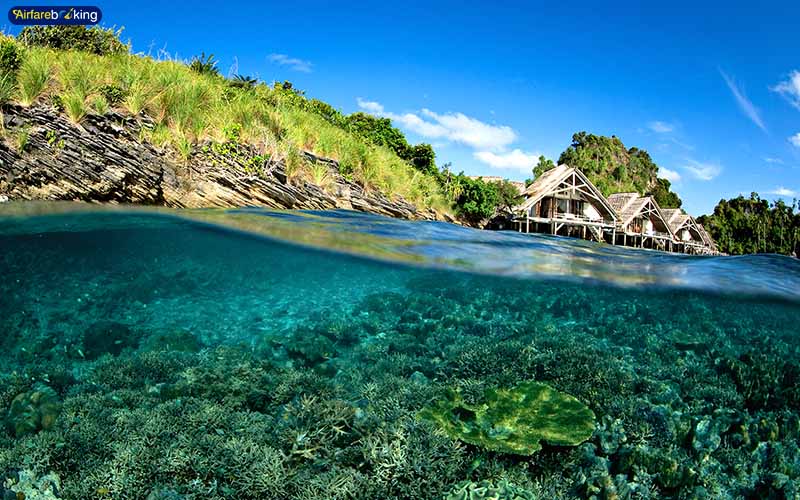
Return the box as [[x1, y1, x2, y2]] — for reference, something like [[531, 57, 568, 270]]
[[661, 208, 713, 254], [513, 165, 618, 242], [607, 193, 676, 251]]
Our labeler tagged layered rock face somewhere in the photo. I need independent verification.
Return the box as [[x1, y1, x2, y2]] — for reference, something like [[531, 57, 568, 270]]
[[0, 105, 438, 220]]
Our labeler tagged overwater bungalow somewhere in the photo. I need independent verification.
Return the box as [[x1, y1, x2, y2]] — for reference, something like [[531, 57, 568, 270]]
[[607, 193, 676, 251], [512, 164, 618, 242], [661, 208, 714, 254]]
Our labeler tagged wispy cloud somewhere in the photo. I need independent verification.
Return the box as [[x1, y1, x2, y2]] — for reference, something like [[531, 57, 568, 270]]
[[764, 157, 785, 164], [356, 98, 541, 172], [658, 167, 681, 182], [268, 53, 313, 73], [473, 149, 541, 172], [648, 121, 674, 133], [790, 132, 800, 148], [771, 70, 800, 110], [683, 159, 722, 181], [357, 98, 517, 150], [768, 186, 796, 197], [719, 69, 766, 131]]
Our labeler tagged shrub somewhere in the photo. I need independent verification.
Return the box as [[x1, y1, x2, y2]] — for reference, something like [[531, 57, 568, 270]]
[[0, 38, 24, 74], [229, 74, 257, 91], [18, 25, 128, 55], [188, 52, 219, 76], [98, 83, 126, 105]]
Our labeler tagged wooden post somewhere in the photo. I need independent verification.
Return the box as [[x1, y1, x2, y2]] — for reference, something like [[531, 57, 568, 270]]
[[526, 217, 530, 233]]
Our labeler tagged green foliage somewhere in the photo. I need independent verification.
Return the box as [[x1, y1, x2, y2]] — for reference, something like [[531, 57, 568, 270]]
[[649, 177, 682, 208], [410, 143, 436, 175], [445, 479, 536, 500], [495, 180, 523, 211], [699, 193, 800, 255], [344, 111, 412, 158], [0, 38, 24, 74], [553, 132, 682, 207], [229, 74, 258, 90], [98, 83, 126, 105], [419, 381, 596, 455], [532, 154, 555, 179], [189, 52, 219, 76], [18, 25, 128, 55], [453, 175, 500, 224]]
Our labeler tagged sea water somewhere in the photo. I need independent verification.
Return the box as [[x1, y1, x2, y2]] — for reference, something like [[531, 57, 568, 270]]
[[0, 204, 798, 499]]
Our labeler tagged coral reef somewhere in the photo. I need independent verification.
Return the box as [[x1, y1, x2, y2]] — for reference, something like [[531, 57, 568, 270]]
[[4, 385, 60, 437], [445, 479, 536, 500], [419, 381, 595, 455]]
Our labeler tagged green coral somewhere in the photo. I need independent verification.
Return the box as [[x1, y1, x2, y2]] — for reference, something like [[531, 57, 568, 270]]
[[5, 384, 60, 437], [445, 479, 536, 500], [419, 381, 595, 455]]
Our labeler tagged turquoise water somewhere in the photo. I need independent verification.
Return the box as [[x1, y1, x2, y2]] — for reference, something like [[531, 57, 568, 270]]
[[0, 205, 799, 499]]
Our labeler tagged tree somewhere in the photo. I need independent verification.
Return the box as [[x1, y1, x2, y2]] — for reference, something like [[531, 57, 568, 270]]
[[410, 143, 436, 176], [648, 178, 682, 208], [532, 155, 555, 179], [496, 180, 523, 211]]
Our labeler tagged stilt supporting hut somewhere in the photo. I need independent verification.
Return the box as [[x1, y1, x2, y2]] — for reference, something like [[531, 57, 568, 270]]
[[513, 165, 618, 243]]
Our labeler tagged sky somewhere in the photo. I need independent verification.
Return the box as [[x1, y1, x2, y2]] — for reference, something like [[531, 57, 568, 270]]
[[6, 1, 800, 215]]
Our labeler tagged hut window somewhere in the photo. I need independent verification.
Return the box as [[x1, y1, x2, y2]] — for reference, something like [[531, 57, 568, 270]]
[[556, 198, 569, 214]]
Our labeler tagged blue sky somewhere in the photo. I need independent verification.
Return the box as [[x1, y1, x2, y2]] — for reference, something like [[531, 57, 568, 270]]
[[7, 1, 800, 215]]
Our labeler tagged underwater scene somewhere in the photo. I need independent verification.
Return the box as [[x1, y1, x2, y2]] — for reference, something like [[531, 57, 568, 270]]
[[1, 205, 799, 500]]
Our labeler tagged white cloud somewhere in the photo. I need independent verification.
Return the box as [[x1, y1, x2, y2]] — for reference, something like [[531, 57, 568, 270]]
[[355, 97, 384, 114], [790, 132, 800, 148], [268, 53, 312, 73], [683, 159, 722, 181], [658, 167, 681, 182], [356, 99, 518, 151], [769, 186, 796, 197], [719, 69, 767, 131], [771, 70, 800, 110], [648, 121, 674, 133], [764, 157, 784, 164], [473, 149, 540, 172]]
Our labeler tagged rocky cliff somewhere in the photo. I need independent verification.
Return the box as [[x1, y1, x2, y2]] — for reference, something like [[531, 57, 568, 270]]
[[0, 105, 441, 220]]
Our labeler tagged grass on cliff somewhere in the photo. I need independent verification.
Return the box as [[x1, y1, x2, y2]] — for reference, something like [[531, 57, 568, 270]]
[[0, 33, 449, 212]]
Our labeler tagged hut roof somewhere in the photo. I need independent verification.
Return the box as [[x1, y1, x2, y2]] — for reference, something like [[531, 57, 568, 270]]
[[516, 165, 618, 220], [695, 223, 717, 250], [607, 193, 674, 235]]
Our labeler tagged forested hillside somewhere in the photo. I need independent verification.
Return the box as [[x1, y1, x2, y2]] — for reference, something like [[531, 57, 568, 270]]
[[699, 194, 800, 256]]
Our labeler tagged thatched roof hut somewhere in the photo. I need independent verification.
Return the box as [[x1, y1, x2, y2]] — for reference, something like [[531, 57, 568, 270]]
[[661, 208, 716, 253], [607, 193, 675, 249], [513, 165, 617, 242]]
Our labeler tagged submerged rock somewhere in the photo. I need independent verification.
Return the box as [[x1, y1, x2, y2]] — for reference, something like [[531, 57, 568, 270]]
[[5, 384, 60, 437], [419, 381, 595, 455]]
